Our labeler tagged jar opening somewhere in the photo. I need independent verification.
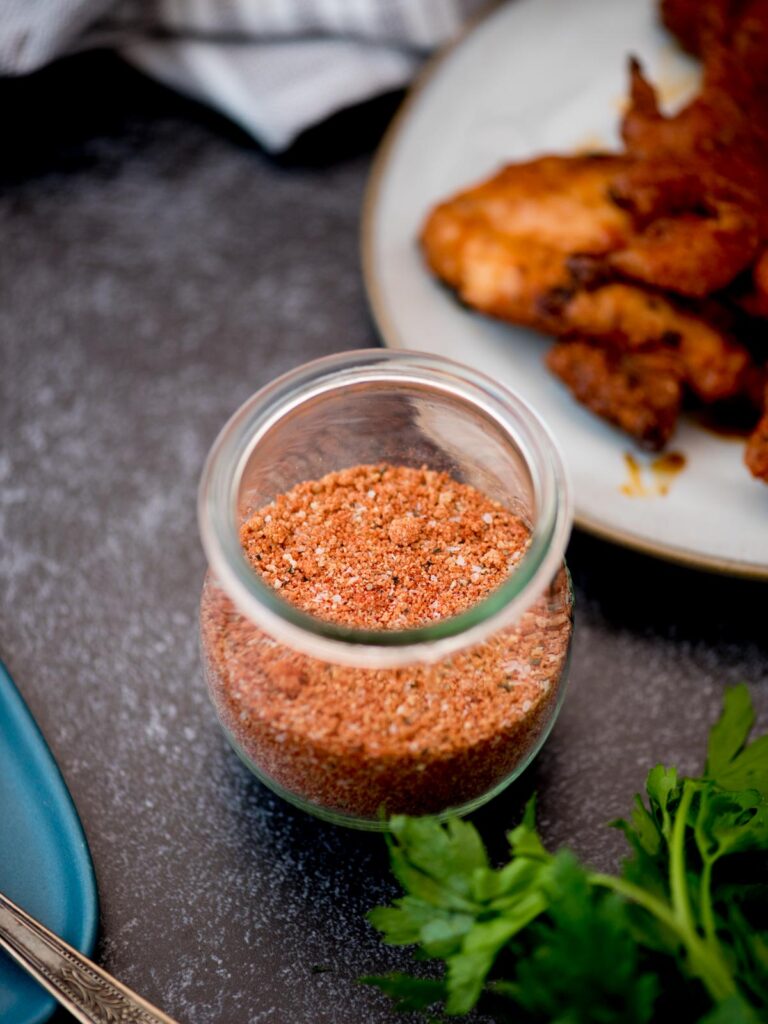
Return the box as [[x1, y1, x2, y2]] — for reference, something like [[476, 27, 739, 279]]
[[199, 350, 572, 666]]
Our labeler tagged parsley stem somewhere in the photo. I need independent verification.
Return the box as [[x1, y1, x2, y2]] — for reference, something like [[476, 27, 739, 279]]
[[699, 858, 717, 947], [589, 872, 736, 1003], [667, 784, 735, 999], [669, 782, 696, 937], [589, 874, 680, 935]]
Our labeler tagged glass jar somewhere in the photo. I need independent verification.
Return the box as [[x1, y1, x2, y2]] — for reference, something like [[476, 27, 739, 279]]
[[198, 350, 573, 829]]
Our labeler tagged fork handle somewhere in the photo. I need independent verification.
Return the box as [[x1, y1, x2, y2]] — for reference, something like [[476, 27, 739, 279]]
[[0, 890, 181, 1024]]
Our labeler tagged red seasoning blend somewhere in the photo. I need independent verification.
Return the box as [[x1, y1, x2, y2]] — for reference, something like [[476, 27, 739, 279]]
[[200, 463, 573, 824], [198, 351, 573, 828]]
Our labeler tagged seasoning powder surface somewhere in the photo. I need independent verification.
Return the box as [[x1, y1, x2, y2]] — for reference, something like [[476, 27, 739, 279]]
[[201, 465, 572, 818]]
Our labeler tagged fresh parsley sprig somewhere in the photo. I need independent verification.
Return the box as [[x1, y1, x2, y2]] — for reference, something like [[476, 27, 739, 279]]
[[362, 685, 768, 1023]]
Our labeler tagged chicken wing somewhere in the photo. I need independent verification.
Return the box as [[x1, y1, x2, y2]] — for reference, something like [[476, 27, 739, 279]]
[[614, 0, 768, 298], [544, 284, 750, 402], [421, 156, 751, 403], [547, 340, 683, 449], [421, 154, 633, 331], [419, 0, 768, 471]]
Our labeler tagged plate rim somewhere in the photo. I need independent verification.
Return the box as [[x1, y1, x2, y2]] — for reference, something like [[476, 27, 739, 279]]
[[0, 660, 100, 1024], [360, 0, 768, 581]]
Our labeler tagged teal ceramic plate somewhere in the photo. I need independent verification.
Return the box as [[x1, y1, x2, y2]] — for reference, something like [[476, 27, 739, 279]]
[[0, 662, 98, 1024]]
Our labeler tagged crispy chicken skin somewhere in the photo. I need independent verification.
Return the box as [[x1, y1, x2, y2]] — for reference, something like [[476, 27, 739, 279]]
[[547, 341, 683, 450], [672, 0, 768, 84], [423, 155, 633, 260], [421, 154, 633, 330], [607, 0, 768, 307], [548, 285, 750, 403], [604, 182, 759, 298], [603, 54, 768, 299], [421, 157, 751, 411], [736, 249, 768, 319], [660, 0, 711, 53]]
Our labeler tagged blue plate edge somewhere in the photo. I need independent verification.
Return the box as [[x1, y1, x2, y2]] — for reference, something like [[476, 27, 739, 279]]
[[0, 660, 100, 1024]]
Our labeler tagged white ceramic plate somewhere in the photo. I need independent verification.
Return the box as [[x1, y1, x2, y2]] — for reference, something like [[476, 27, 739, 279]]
[[363, 0, 768, 577]]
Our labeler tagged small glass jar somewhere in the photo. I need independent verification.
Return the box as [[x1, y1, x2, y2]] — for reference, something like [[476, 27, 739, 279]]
[[198, 350, 573, 829]]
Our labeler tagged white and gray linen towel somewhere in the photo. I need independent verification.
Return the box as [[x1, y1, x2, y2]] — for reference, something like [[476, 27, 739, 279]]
[[0, 0, 487, 150]]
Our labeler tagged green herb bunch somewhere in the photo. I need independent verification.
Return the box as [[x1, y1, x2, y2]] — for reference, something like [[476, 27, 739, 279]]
[[363, 685, 768, 1022]]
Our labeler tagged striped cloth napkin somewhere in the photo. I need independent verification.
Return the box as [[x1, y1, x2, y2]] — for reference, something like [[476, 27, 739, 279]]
[[0, 0, 486, 150]]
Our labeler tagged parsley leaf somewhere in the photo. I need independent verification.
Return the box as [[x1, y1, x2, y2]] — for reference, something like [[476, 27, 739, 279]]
[[364, 685, 768, 1022], [706, 685, 756, 777], [360, 974, 446, 1013], [494, 854, 659, 1024], [367, 806, 555, 1014], [706, 684, 768, 795]]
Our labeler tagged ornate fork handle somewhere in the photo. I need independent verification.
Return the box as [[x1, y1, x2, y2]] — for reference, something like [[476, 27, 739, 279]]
[[0, 890, 181, 1024]]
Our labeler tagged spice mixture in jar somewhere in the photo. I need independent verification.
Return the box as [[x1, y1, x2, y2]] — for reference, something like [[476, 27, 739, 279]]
[[200, 463, 572, 822]]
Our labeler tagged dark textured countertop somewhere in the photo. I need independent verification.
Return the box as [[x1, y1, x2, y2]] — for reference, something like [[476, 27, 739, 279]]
[[2, 53, 767, 1024]]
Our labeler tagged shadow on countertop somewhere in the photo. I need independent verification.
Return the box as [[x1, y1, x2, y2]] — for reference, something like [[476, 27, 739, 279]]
[[0, 50, 405, 185], [566, 527, 768, 653]]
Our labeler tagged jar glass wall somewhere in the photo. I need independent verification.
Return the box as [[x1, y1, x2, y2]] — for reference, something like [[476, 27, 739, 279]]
[[198, 350, 574, 829]]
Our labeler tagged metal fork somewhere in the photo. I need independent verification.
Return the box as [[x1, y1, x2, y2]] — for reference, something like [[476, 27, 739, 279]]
[[0, 890, 181, 1024]]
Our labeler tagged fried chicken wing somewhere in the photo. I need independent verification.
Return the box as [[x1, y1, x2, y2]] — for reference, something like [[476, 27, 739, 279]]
[[546, 285, 750, 402], [421, 154, 637, 331], [603, 174, 759, 298], [597, 54, 768, 299], [547, 340, 683, 449], [420, 0, 768, 478], [421, 154, 633, 315], [422, 159, 751, 403], [424, 155, 633, 255], [619, 2, 768, 224]]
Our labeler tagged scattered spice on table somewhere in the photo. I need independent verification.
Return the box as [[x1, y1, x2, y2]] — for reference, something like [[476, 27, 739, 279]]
[[200, 464, 572, 819]]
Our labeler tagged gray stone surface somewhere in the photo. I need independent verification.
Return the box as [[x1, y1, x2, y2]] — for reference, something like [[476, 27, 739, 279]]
[[1, 53, 767, 1024]]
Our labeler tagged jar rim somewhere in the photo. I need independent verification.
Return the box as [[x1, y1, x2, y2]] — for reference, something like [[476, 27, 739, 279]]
[[198, 349, 573, 667]]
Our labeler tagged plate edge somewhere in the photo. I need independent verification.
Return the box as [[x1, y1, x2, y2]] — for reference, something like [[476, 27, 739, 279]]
[[0, 661, 100, 951]]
